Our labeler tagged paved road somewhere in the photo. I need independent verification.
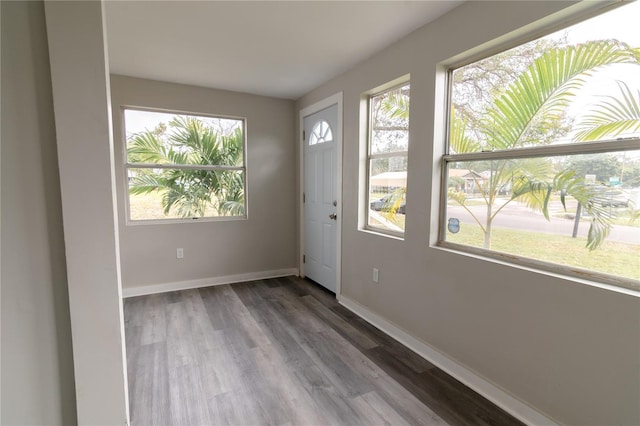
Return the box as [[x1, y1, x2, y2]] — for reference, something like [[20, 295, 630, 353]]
[[446, 199, 640, 245]]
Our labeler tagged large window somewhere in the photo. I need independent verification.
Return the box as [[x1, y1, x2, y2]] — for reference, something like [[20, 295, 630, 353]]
[[440, 3, 640, 288], [367, 83, 410, 235], [123, 108, 246, 222]]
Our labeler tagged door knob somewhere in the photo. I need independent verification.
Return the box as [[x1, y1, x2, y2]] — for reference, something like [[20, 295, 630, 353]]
[[329, 213, 337, 220]]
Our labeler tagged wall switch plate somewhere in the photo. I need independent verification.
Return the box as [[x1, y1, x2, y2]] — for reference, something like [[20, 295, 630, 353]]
[[176, 248, 184, 259], [373, 268, 379, 283]]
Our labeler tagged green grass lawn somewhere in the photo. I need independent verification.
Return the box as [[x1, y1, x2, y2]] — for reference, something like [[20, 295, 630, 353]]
[[446, 223, 640, 281], [128, 191, 218, 220]]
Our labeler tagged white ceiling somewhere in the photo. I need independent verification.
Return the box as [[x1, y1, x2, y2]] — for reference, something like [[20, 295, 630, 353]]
[[104, 1, 461, 100]]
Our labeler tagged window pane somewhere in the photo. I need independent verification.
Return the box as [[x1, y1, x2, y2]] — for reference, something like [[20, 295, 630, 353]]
[[370, 84, 410, 154], [368, 156, 407, 232], [443, 3, 640, 285], [125, 109, 244, 166], [309, 120, 333, 145], [449, 2, 640, 154], [128, 168, 245, 220], [444, 150, 640, 280]]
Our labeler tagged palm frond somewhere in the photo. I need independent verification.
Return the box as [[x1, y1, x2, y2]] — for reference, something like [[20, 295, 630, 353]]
[[449, 107, 480, 154], [219, 199, 245, 216], [127, 132, 167, 164], [162, 183, 209, 218], [380, 88, 410, 121], [481, 40, 638, 150], [447, 188, 467, 206], [165, 148, 190, 165], [128, 115, 246, 219], [211, 170, 245, 215], [222, 127, 244, 167], [509, 170, 613, 250], [510, 175, 553, 218], [627, 200, 640, 225], [574, 81, 640, 141], [129, 174, 164, 195], [380, 187, 405, 220]]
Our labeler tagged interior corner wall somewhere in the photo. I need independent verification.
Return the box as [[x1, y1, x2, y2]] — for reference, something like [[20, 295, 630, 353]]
[[296, 1, 640, 425], [0, 1, 77, 424], [109, 75, 297, 290]]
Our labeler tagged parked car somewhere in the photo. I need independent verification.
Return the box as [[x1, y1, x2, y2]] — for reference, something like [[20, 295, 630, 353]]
[[370, 194, 406, 214], [590, 188, 630, 208], [370, 194, 391, 211]]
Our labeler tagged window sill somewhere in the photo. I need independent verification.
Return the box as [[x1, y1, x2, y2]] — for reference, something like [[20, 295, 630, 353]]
[[433, 241, 640, 296], [125, 215, 248, 226], [360, 226, 405, 241]]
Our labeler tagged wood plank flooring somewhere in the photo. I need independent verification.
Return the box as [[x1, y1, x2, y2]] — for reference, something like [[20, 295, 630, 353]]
[[124, 276, 523, 425]]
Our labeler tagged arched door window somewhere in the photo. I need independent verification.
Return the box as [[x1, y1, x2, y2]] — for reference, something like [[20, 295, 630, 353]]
[[309, 120, 333, 145]]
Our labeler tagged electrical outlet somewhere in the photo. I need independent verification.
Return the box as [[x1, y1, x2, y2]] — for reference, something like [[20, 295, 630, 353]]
[[373, 268, 379, 283], [176, 248, 184, 259]]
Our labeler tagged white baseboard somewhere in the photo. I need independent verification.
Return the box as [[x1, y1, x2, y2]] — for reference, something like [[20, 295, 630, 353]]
[[338, 295, 558, 426], [122, 268, 299, 298]]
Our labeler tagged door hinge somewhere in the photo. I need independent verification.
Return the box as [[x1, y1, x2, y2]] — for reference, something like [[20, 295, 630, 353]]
[[303, 130, 306, 141], [303, 255, 306, 264], [303, 192, 306, 203]]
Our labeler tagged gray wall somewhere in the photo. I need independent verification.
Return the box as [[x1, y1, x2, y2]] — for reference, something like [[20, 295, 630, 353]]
[[0, 1, 77, 424], [297, 1, 640, 425], [110, 76, 297, 289]]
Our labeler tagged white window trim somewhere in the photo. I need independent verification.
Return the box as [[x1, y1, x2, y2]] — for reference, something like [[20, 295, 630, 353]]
[[364, 80, 410, 238], [434, 2, 640, 292], [121, 106, 249, 225], [438, 141, 640, 292]]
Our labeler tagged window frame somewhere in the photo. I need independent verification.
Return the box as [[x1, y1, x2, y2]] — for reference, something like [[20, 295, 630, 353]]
[[365, 81, 410, 237], [122, 106, 248, 225], [436, 8, 640, 291]]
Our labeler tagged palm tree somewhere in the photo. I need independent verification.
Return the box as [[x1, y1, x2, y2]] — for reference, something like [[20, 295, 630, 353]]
[[575, 81, 640, 142], [446, 40, 640, 250], [127, 116, 245, 218]]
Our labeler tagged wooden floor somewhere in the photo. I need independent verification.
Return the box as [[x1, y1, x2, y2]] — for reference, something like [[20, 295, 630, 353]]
[[124, 276, 523, 426]]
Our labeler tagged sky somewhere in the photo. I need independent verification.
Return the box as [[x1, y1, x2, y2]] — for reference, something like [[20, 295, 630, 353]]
[[544, 1, 640, 141], [124, 109, 173, 136], [559, 1, 640, 46], [124, 109, 241, 139]]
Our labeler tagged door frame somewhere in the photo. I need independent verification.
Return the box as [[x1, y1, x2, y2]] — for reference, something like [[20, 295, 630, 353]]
[[299, 93, 343, 296]]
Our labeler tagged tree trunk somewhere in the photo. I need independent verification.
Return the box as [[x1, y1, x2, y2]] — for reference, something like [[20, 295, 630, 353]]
[[572, 203, 582, 238], [484, 201, 493, 248]]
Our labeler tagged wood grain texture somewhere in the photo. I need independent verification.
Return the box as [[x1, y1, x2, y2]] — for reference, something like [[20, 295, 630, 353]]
[[124, 276, 523, 426]]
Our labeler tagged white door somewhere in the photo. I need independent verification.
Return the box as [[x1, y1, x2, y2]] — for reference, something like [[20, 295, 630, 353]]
[[303, 105, 338, 292]]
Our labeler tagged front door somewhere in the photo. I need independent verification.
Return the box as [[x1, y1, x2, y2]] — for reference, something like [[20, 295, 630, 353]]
[[303, 105, 338, 292]]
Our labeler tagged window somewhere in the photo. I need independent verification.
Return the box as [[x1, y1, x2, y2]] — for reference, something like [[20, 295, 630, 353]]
[[123, 108, 246, 222], [367, 83, 410, 235], [440, 3, 640, 288], [309, 120, 333, 145]]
